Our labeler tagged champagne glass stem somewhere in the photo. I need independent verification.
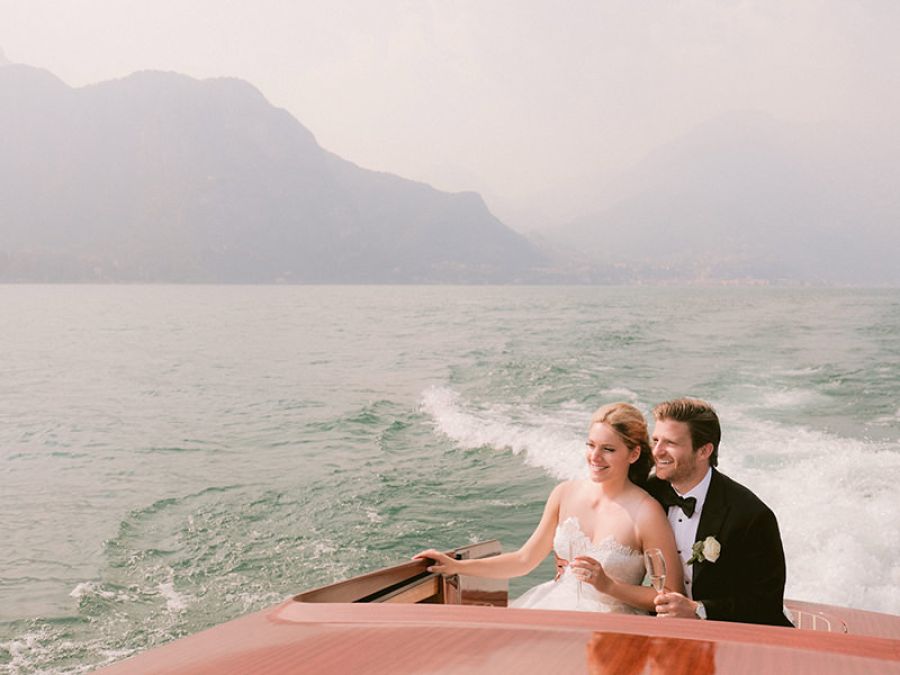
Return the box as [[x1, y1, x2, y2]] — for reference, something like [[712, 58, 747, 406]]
[[569, 543, 581, 607]]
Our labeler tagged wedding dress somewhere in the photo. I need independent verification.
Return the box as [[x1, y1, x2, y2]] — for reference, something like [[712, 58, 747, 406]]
[[510, 516, 647, 614]]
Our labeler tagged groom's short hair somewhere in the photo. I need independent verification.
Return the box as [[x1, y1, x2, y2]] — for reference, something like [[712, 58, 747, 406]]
[[653, 398, 721, 467]]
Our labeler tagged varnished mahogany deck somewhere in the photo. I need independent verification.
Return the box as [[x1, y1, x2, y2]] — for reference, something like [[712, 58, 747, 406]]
[[95, 543, 900, 674], [97, 601, 900, 674]]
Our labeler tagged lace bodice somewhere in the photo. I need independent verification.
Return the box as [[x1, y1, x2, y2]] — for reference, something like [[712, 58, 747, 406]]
[[554, 516, 646, 584], [510, 515, 647, 614]]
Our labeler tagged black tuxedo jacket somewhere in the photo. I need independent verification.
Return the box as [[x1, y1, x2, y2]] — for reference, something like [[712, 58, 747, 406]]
[[647, 470, 793, 627]]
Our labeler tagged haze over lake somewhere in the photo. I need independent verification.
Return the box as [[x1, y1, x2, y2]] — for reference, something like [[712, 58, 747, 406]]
[[2, 2, 899, 285]]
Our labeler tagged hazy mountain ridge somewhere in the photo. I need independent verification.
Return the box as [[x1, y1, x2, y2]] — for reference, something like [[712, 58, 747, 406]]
[[548, 112, 900, 285], [0, 65, 544, 282], [2, 61, 896, 285]]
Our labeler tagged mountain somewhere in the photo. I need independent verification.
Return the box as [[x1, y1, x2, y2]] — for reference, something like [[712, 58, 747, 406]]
[[548, 112, 900, 285], [0, 65, 545, 282]]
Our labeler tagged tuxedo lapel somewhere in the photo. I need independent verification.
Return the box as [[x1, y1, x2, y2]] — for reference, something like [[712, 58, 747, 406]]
[[692, 469, 728, 586]]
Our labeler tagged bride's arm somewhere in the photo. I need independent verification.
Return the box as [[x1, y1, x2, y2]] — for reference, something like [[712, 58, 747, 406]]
[[639, 497, 685, 594], [572, 496, 684, 611], [413, 482, 566, 579]]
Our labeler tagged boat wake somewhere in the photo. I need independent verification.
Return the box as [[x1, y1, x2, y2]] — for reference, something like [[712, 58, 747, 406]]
[[421, 386, 900, 615]]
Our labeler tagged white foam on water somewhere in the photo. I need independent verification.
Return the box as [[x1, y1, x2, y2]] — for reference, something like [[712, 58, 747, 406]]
[[420, 386, 588, 481], [422, 387, 900, 614], [97, 648, 138, 663], [598, 387, 642, 404], [721, 409, 900, 614], [70, 581, 135, 603], [778, 366, 824, 376], [307, 538, 365, 582], [366, 508, 384, 524], [157, 580, 191, 614], [313, 541, 338, 557], [2, 630, 44, 672], [486, 499, 519, 507], [70, 581, 114, 600], [757, 387, 825, 409], [1, 626, 138, 674], [0, 626, 86, 675], [725, 383, 827, 411]]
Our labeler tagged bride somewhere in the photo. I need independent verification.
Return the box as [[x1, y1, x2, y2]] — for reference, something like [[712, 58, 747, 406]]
[[415, 402, 683, 613]]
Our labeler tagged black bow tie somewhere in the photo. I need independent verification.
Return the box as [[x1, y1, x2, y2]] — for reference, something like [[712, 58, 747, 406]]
[[662, 492, 697, 518]]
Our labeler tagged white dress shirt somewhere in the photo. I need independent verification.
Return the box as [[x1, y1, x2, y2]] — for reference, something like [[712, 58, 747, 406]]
[[666, 468, 713, 599]]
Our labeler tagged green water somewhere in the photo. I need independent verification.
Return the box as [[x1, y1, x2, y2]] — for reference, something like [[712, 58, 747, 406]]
[[1, 285, 898, 673]]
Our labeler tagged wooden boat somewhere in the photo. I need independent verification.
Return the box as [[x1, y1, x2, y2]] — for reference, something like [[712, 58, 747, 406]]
[[97, 541, 900, 674]]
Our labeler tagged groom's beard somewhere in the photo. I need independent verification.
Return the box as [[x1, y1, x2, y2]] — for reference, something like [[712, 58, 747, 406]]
[[654, 452, 702, 487]]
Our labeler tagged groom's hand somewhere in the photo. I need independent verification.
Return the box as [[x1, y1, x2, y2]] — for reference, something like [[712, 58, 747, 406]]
[[654, 592, 700, 619]]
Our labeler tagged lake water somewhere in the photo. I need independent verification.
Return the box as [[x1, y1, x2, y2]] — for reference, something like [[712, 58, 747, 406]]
[[1, 285, 898, 673]]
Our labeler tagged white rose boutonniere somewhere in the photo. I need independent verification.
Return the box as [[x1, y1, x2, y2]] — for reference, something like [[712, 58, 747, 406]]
[[688, 536, 721, 564]]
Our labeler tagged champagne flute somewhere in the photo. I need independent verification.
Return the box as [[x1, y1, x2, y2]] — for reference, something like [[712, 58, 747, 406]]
[[569, 539, 588, 608], [644, 548, 667, 594]]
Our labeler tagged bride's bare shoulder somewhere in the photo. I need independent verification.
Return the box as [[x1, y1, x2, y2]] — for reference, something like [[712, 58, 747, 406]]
[[547, 479, 586, 507], [632, 488, 667, 520], [554, 478, 587, 496]]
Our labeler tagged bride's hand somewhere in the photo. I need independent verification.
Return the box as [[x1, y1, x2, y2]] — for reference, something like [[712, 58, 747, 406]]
[[554, 552, 568, 580], [571, 556, 612, 592], [413, 549, 459, 575]]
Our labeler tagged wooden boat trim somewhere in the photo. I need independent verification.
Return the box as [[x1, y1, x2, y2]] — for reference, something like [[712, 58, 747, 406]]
[[379, 574, 441, 604], [273, 602, 900, 661], [93, 540, 900, 673], [293, 540, 506, 606], [294, 559, 433, 603], [96, 599, 900, 674]]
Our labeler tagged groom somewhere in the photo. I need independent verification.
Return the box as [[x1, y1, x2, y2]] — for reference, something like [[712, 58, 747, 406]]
[[647, 398, 793, 626]]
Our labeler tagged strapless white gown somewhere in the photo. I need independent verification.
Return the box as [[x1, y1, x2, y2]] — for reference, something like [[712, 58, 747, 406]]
[[510, 516, 648, 614]]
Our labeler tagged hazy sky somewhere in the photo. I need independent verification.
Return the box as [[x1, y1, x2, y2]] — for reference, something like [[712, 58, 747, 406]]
[[2, 0, 898, 231]]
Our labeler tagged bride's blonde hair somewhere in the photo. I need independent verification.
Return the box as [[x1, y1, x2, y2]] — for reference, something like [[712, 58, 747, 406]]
[[589, 402, 652, 487]]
